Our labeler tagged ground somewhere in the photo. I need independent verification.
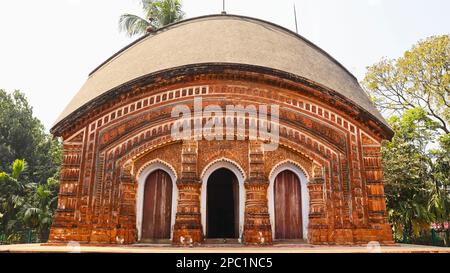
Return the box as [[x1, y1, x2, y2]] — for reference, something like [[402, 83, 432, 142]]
[[0, 243, 449, 253]]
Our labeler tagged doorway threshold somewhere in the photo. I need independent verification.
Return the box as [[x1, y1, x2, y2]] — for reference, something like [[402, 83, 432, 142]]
[[273, 240, 308, 246], [203, 239, 241, 245], [136, 239, 172, 246]]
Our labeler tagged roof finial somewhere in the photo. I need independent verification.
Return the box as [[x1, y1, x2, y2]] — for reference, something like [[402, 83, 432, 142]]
[[221, 0, 227, 15], [294, 3, 299, 34]]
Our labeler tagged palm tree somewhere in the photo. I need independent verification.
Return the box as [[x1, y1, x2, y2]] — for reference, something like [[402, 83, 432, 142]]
[[20, 181, 58, 241], [119, 0, 185, 37], [0, 160, 26, 238], [0, 160, 59, 243]]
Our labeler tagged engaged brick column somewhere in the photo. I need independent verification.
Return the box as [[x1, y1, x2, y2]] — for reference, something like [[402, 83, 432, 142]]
[[308, 164, 329, 244], [114, 164, 137, 244], [173, 179, 203, 245], [172, 140, 203, 245], [244, 141, 272, 244], [243, 179, 272, 244], [48, 132, 84, 243], [361, 145, 394, 244]]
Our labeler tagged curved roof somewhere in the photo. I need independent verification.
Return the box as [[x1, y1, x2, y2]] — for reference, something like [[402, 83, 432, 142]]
[[54, 14, 388, 129]]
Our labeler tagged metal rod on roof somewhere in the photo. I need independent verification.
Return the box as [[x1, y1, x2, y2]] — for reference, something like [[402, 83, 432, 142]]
[[222, 0, 227, 14], [294, 3, 299, 34]]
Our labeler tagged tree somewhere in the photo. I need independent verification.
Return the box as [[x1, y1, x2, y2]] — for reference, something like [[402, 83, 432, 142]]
[[119, 0, 185, 37], [0, 90, 62, 185], [427, 139, 450, 245], [364, 35, 450, 246], [19, 176, 59, 241], [0, 159, 59, 243], [363, 35, 449, 134], [0, 90, 62, 243], [382, 108, 437, 242], [0, 160, 27, 238]]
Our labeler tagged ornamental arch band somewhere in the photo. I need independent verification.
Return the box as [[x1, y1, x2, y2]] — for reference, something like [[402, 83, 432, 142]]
[[49, 15, 394, 245]]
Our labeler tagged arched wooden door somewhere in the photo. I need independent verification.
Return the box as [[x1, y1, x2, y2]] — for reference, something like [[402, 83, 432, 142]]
[[142, 170, 173, 241], [274, 170, 303, 240]]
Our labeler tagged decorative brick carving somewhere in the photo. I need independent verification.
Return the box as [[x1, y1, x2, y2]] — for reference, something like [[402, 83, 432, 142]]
[[171, 140, 203, 245], [49, 70, 393, 245], [49, 129, 86, 243], [173, 181, 203, 245], [114, 163, 136, 244], [244, 141, 272, 244], [244, 181, 272, 245]]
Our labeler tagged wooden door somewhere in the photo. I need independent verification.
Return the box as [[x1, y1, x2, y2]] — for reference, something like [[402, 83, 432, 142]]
[[142, 170, 173, 240], [274, 170, 303, 239]]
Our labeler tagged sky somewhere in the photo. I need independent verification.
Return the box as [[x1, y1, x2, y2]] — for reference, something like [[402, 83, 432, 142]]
[[0, 0, 449, 132]]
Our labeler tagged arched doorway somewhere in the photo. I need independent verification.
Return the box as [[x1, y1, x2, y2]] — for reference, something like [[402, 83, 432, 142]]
[[136, 160, 178, 242], [206, 168, 239, 238], [268, 162, 310, 241], [273, 170, 303, 239], [141, 169, 173, 241], [201, 159, 246, 240]]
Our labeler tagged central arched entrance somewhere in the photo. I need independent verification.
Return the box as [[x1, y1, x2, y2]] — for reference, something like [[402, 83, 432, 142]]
[[206, 168, 239, 238], [201, 159, 246, 241]]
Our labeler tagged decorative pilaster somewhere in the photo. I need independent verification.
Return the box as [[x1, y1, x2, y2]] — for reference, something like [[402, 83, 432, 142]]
[[49, 130, 85, 243], [114, 163, 137, 244], [173, 181, 203, 245], [243, 141, 272, 244], [89, 150, 115, 243], [361, 144, 394, 243], [243, 181, 272, 244], [308, 163, 329, 244], [172, 140, 203, 245]]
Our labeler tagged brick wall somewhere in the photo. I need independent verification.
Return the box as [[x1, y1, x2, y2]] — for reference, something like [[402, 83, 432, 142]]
[[49, 70, 393, 245]]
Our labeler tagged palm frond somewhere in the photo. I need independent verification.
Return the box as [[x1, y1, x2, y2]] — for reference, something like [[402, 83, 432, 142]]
[[23, 207, 41, 228], [119, 0, 185, 37], [153, 0, 185, 26], [11, 159, 25, 180], [141, 0, 155, 10], [118, 14, 150, 37]]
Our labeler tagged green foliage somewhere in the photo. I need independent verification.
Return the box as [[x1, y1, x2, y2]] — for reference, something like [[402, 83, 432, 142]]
[[0, 90, 61, 244], [0, 160, 27, 237], [383, 108, 436, 241], [18, 178, 59, 240], [365, 35, 450, 246], [0, 90, 62, 185], [11, 159, 25, 180], [119, 0, 185, 37], [363, 35, 450, 134]]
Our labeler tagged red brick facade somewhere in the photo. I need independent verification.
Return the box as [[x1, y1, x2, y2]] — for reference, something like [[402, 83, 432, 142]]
[[49, 66, 393, 245]]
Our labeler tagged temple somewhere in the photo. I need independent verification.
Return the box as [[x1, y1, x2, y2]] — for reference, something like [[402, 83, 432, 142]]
[[49, 14, 394, 245]]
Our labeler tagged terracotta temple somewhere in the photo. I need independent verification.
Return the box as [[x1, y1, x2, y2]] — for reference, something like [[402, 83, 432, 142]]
[[49, 15, 394, 245]]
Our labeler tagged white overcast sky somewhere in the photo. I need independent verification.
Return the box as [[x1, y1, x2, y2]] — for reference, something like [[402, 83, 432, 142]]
[[0, 0, 449, 131]]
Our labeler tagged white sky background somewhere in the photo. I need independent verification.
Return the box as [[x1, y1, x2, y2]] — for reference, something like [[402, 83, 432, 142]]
[[0, 0, 449, 132]]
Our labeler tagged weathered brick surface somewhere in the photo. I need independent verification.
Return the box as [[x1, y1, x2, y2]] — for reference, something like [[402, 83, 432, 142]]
[[49, 70, 393, 245]]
